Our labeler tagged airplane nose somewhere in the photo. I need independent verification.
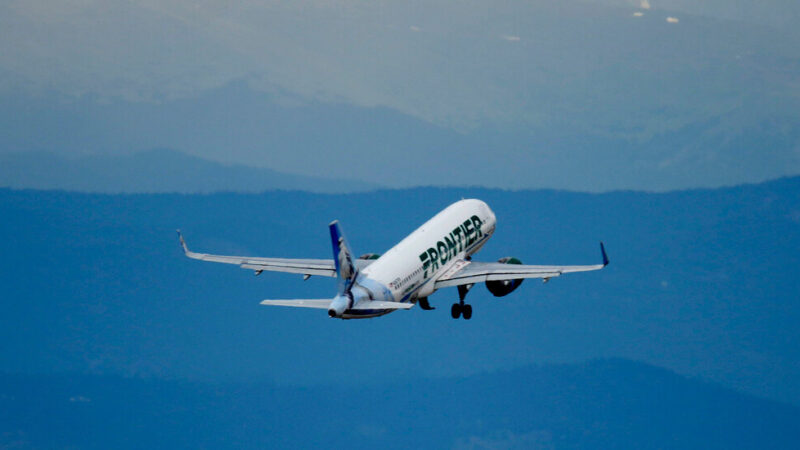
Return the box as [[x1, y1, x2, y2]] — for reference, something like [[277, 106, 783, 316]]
[[485, 205, 497, 233]]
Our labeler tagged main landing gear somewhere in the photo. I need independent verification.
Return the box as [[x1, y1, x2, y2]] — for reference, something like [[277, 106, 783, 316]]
[[451, 302, 472, 320], [451, 284, 474, 320]]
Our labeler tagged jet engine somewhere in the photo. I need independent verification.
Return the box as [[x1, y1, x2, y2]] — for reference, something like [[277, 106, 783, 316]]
[[359, 253, 381, 260], [485, 257, 524, 297]]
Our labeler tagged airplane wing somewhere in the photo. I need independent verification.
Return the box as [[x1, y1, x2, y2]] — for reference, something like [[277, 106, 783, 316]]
[[435, 243, 609, 288], [178, 230, 373, 277]]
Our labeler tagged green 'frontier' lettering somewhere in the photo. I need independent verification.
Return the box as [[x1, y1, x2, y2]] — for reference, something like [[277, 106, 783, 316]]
[[419, 215, 485, 278], [463, 219, 475, 246], [452, 227, 464, 251], [437, 241, 448, 265], [427, 248, 439, 272], [419, 251, 430, 277], [444, 235, 457, 259]]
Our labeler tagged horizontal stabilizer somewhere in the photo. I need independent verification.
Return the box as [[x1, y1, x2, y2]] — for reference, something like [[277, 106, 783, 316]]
[[351, 301, 414, 310], [260, 299, 331, 309]]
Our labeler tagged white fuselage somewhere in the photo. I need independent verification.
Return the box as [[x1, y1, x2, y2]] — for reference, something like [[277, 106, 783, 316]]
[[343, 199, 496, 318]]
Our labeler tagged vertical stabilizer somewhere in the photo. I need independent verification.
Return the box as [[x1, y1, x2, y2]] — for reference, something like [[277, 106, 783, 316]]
[[329, 221, 357, 294]]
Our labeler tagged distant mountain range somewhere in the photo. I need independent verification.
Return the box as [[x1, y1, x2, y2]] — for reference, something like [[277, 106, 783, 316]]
[[2, 77, 798, 193], [0, 149, 378, 193], [2, 1, 799, 191], [2, 359, 798, 449]]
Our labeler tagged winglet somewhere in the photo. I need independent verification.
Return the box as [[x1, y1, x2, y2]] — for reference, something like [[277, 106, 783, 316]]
[[177, 229, 190, 254], [600, 242, 609, 267]]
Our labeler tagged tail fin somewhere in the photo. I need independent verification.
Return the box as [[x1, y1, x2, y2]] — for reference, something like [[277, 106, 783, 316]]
[[329, 221, 357, 292]]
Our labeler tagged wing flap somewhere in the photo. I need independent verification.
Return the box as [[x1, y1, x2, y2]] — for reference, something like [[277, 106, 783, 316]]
[[435, 269, 564, 288]]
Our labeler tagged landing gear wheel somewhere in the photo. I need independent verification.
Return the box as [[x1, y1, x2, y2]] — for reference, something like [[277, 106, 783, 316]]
[[451, 303, 462, 319], [462, 304, 473, 320]]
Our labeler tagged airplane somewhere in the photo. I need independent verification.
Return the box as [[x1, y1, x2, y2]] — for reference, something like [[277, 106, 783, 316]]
[[178, 198, 608, 320]]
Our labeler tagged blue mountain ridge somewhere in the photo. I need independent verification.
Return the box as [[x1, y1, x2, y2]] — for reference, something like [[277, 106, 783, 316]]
[[2, 74, 799, 192], [0, 177, 798, 410], [2, 359, 799, 449], [0, 149, 378, 194]]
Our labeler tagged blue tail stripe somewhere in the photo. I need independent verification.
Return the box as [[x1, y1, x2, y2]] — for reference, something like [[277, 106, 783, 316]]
[[329, 221, 344, 276], [328, 221, 356, 295]]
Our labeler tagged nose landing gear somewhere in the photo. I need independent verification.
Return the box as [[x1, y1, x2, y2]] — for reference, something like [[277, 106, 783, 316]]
[[451, 284, 474, 320]]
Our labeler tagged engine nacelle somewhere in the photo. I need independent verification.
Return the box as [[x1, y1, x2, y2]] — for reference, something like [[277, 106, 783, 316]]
[[328, 294, 350, 318], [359, 253, 381, 260], [485, 257, 524, 297]]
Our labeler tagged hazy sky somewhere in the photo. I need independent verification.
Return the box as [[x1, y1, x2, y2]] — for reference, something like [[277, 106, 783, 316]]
[[1, 0, 798, 191]]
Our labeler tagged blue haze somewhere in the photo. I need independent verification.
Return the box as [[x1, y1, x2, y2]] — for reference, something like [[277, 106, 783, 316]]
[[3, 360, 799, 449], [0, 149, 377, 194], [1, 179, 799, 401], [2, 179, 800, 446]]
